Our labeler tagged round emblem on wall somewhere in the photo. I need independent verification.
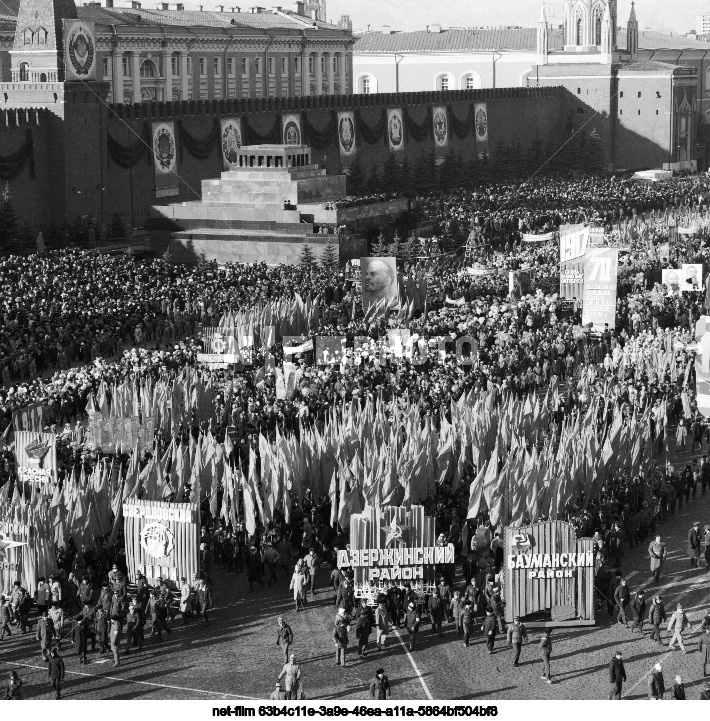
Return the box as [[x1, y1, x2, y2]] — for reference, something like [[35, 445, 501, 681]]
[[284, 120, 301, 145], [433, 107, 447, 145], [475, 107, 488, 139], [338, 115, 354, 153], [140, 522, 174, 559], [222, 122, 242, 164], [388, 113, 403, 149], [154, 127, 176, 171], [67, 23, 95, 77]]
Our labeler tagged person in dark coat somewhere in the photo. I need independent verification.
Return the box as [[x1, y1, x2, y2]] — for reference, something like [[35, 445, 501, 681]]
[[369, 668, 391, 700], [631, 590, 647, 633], [354, 601, 373, 657], [461, 601, 474, 648], [688, 522, 702, 568], [35, 609, 54, 661], [698, 628, 710, 676], [404, 601, 421, 652], [2, 671, 22, 699], [94, 606, 108, 654], [71, 615, 89, 664], [540, 629, 552, 683], [648, 595, 666, 646], [673, 675, 686, 700], [648, 535, 667, 582], [428, 587, 445, 636], [648, 662, 665, 700], [609, 650, 626, 700], [482, 606, 497, 655], [47, 647, 65, 699], [247, 546, 264, 592], [333, 608, 349, 667], [614, 579, 631, 626]]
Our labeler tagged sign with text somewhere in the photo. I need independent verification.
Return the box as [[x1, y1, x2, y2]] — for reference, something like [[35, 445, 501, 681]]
[[581, 248, 618, 332], [15, 431, 57, 484]]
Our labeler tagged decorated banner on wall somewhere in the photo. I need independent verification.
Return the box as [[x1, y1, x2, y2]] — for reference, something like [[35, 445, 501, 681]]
[[432, 106, 448, 149], [15, 431, 57, 484], [681, 263, 703, 293], [559, 226, 588, 301], [337, 111, 356, 157], [282, 114, 302, 145], [581, 248, 618, 331], [123, 500, 200, 587], [361, 256, 399, 313], [151, 121, 178, 198], [387, 108, 404, 152], [474, 102, 489, 149], [63, 20, 97, 81], [340, 505, 452, 600], [220, 117, 243, 169]]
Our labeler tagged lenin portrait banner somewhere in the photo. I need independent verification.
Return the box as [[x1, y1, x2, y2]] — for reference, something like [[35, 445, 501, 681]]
[[387, 108, 404, 152], [337, 111, 356, 158], [361, 256, 399, 313], [151, 121, 178, 198], [220, 117, 243, 169], [282, 114, 303, 146], [123, 499, 199, 587]]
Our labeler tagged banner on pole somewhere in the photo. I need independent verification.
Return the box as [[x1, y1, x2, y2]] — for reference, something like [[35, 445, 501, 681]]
[[220, 117, 243, 169], [15, 431, 57, 484], [151, 121, 178, 198], [581, 248, 618, 331], [12, 402, 44, 433], [559, 226, 588, 301], [361, 256, 400, 313]]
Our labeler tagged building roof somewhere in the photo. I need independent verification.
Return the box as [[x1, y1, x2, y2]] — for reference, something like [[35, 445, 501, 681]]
[[618, 58, 683, 73], [353, 26, 710, 55], [76, 6, 345, 31]]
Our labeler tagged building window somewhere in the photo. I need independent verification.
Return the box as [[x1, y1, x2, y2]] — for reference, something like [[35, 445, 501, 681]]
[[268, 57, 274, 75], [228, 57, 234, 75], [213, 57, 221, 76], [281, 57, 286, 75], [438, 75, 450, 91], [359, 75, 375, 94], [171, 55, 178, 76], [594, 10, 602, 45], [620, 109, 622, 115], [122, 56, 130, 77], [186, 57, 192, 75], [255, 57, 261, 75], [140, 59, 157, 78], [308, 56, 314, 75], [19, 62, 29, 81], [102, 57, 109, 78], [36, 28, 46, 45], [242, 57, 247, 74], [23, 28, 31, 45], [577, 87, 581, 95], [199, 57, 205, 76], [576, 16, 583, 45], [294, 56, 300, 74], [638, 109, 641, 115], [462, 73, 480, 90], [320, 56, 326, 75], [656, 109, 659, 115], [637, 91, 642, 98], [620, 91, 623, 98]]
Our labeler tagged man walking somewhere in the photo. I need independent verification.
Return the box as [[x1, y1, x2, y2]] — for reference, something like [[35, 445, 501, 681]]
[[110, 617, 122, 667], [506, 616, 528, 667], [609, 650, 626, 699], [35, 609, 54, 661], [369, 668, 391, 700], [668, 603, 691, 652], [631, 590, 647, 634], [540, 629, 552, 684], [614, 579, 630, 626], [688, 522, 702, 568], [673, 675, 686, 699], [648, 535, 667, 582], [482, 606, 497, 655], [648, 595, 666, 646], [276, 617, 293, 664], [648, 662, 665, 699], [47, 647, 65, 700], [404, 602, 421, 652], [699, 625, 710, 675], [278, 653, 302, 700], [428, 587, 445, 637]]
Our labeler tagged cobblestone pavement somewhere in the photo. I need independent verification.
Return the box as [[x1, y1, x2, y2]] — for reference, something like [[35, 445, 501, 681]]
[[2, 445, 710, 700]]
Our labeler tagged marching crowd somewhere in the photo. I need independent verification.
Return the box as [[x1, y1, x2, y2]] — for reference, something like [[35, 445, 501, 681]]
[[5, 172, 710, 700]]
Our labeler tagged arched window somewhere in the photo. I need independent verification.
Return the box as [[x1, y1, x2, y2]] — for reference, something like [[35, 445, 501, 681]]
[[39, 72, 46, 82], [435, 73, 454, 92], [19, 62, 29, 81], [23, 28, 32, 45], [461, 72, 481, 90], [36, 27, 46, 45], [361, 76, 370, 94], [358, 74, 376, 94], [594, 13, 602, 45], [576, 16, 583, 45], [140, 59, 157, 78]]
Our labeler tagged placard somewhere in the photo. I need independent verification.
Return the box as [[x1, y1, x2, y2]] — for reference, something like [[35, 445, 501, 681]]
[[15, 431, 57, 484], [361, 256, 399, 312], [581, 248, 618, 332], [681, 263, 703, 293]]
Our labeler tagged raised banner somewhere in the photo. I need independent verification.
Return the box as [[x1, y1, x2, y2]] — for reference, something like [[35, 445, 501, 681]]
[[682, 263, 702, 292], [12, 402, 44, 433], [282, 114, 302, 145], [661, 268, 681, 296], [695, 316, 710, 418], [197, 327, 242, 367], [151, 121, 178, 198], [87, 415, 154, 453], [220, 117, 243, 169], [559, 225, 588, 301], [522, 232, 555, 243], [361, 256, 399, 313], [387, 108, 404, 152], [63, 20, 97, 81], [0, 509, 55, 596], [432, 106, 448, 149], [337, 111, 356, 157], [474, 102, 489, 145], [581, 248, 618, 332], [123, 500, 199, 587], [15, 431, 57, 484]]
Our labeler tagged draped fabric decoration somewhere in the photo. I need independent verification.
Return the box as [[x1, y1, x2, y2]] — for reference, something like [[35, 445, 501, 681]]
[[356, 108, 387, 146], [176, 118, 220, 161], [303, 112, 336, 151], [242, 115, 281, 146], [450, 105, 475, 140], [106, 121, 152, 169], [404, 106, 432, 143], [0, 128, 35, 180]]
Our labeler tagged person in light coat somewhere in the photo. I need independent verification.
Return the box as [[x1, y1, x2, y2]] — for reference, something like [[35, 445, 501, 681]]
[[179, 576, 193, 625], [667, 603, 692, 652], [289, 561, 307, 612]]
